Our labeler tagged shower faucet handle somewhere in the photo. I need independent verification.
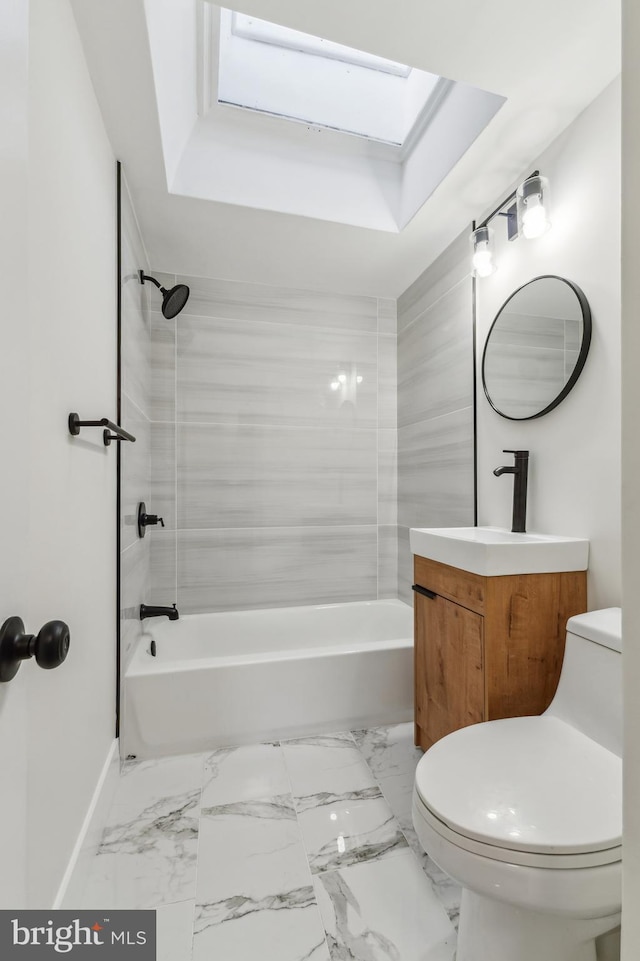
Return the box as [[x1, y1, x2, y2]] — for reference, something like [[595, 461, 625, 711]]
[[137, 502, 165, 538]]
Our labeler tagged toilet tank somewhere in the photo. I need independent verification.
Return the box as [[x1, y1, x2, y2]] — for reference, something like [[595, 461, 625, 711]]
[[544, 607, 622, 757]]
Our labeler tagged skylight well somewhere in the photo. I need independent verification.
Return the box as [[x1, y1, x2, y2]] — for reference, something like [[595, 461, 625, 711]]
[[217, 10, 443, 146]]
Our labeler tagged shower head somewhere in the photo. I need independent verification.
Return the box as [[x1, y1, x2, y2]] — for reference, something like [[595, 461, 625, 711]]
[[139, 272, 190, 319]]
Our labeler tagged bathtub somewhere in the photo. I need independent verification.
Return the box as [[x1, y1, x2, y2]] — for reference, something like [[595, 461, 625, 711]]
[[122, 599, 413, 758]]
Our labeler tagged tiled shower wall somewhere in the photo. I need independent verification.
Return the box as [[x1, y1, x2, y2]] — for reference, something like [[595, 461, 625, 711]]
[[148, 275, 397, 613], [397, 231, 475, 602], [119, 174, 151, 669]]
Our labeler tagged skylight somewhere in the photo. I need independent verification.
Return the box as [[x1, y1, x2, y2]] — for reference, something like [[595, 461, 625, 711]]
[[217, 10, 443, 146]]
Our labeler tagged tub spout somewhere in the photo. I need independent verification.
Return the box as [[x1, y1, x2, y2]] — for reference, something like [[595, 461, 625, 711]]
[[140, 603, 179, 621]]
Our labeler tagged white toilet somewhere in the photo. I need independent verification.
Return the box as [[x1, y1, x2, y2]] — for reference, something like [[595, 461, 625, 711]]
[[412, 608, 622, 961]]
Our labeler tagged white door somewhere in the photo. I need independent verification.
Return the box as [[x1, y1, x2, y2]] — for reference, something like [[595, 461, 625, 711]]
[[0, 0, 31, 908]]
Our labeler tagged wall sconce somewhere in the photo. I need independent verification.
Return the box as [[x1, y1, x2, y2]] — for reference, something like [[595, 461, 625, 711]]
[[470, 226, 496, 278], [470, 170, 551, 277], [517, 174, 551, 239]]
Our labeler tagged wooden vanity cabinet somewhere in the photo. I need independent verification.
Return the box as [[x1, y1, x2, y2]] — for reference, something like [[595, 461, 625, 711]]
[[413, 554, 587, 752]]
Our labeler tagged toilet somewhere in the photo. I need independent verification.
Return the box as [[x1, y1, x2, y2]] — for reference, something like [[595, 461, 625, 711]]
[[412, 608, 622, 961]]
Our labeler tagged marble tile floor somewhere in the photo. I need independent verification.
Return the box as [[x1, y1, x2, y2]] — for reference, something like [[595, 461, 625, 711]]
[[80, 723, 461, 961]]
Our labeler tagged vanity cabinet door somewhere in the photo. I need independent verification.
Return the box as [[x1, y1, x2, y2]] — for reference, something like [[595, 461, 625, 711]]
[[415, 592, 484, 751]]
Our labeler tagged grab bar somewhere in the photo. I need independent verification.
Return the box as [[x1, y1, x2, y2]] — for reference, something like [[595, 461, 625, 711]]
[[68, 412, 136, 447]]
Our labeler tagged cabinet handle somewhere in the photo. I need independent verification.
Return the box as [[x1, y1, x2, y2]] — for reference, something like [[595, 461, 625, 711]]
[[412, 584, 437, 599]]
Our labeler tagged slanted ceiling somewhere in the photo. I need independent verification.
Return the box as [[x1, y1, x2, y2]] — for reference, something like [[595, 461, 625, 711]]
[[70, 0, 620, 296]]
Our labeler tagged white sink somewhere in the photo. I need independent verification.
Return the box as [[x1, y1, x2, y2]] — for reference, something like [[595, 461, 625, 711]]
[[410, 526, 589, 577]]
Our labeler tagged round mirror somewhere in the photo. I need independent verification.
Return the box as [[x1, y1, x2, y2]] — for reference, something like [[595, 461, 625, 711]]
[[481, 275, 592, 420]]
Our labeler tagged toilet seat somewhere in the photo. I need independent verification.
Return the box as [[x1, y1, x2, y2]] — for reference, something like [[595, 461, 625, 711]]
[[414, 715, 621, 867]]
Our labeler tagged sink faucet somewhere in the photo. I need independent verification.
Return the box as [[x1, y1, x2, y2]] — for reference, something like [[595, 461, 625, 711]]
[[493, 450, 529, 533], [139, 603, 179, 621]]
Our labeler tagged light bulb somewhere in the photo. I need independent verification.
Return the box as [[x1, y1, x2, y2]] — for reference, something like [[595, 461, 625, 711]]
[[356, 375, 363, 384], [521, 193, 550, 239], [330, 380, 340, 391], [337, 373, 347, 384], [472, 242, 495, 278]]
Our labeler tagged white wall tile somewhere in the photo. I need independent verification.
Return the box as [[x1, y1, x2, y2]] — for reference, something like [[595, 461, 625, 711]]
[[177, 527, 378, 613], [177, 424, 377, 529], [177, 315, 378, 429]]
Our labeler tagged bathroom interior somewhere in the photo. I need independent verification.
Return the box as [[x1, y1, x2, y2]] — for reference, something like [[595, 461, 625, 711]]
[[3, 0, 640, 958]]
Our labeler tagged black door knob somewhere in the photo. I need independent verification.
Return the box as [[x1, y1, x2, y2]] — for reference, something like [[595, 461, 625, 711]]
[[0, 617, 71, 682]]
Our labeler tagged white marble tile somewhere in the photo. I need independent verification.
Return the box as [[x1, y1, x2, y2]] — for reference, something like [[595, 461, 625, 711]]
[[352, 723, 423, 783], [314, 851, 456, 961], [402, 829, 462, 927], [201, 742, 291, 809], [193, 895, 330, 961], [296, 790, 408, 874], [177, 526, 377, 614], [282, 734, 378, 801], [155, 899, 194, 961], [112, 754, 205, 820], [177, 423, 377, 529], [82, 801, 199, 909], [196, 795, 311, 907], [351, 725, 462, 924]]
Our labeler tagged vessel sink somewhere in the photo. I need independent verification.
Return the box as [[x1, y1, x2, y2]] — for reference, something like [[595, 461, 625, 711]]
[[409, 526, 589, 577]]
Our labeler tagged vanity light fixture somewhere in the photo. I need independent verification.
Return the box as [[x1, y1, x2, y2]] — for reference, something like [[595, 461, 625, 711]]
[[470, 169, 551, 277], [471, 225, 496, 278], [517, 174, 551, 239]]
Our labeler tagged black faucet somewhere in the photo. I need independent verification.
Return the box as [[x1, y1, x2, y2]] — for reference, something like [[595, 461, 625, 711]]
[[493, 450, 529, 533], [139, 603, 179, 621]]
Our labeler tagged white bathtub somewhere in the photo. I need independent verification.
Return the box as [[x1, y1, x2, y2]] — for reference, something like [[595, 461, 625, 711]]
[[122, 599, 413, 758]]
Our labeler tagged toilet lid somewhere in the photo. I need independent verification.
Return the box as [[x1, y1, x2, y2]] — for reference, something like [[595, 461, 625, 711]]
[[415, 716, 621, 855]]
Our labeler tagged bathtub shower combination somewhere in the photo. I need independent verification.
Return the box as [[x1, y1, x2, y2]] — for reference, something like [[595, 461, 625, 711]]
[[123, 599, 413, 758]]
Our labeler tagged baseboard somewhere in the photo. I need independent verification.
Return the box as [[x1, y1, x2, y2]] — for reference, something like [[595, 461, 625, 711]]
[[52, 738, 120, 908]]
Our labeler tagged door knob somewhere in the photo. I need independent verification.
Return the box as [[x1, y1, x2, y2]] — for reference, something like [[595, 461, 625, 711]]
[[0, 617, 70, 682]]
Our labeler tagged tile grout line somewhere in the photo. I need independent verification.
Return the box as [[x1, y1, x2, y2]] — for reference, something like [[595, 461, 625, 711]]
[[277, 738, 333, 961]]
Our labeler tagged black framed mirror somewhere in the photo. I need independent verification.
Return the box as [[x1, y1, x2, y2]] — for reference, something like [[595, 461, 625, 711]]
[[481, 275, 592, 420]]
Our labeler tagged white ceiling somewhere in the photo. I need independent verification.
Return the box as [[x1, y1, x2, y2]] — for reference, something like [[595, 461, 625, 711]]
[[70, 0, 620, 297]]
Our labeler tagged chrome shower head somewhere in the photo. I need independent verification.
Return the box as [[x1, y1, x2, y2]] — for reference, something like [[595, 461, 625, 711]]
[[139, 272, 190, 319]]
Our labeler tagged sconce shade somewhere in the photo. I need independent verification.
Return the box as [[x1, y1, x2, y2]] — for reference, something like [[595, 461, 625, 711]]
[[517, 175, 551, 239], [470, 225, 496, 278]]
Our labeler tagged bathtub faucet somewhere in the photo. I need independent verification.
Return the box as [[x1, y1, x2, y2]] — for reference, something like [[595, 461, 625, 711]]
[[139, 603, 179, 621]]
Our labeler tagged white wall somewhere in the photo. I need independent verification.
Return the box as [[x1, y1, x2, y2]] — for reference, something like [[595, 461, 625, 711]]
[[476, 78, 621, 611], [0, 0, 30, 910], [24, 0, 117, 905], [621, 2, 640, 955]]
